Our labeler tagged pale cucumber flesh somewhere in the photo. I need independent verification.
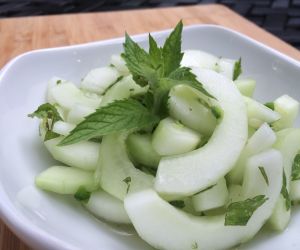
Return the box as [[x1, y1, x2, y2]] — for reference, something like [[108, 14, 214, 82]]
[[99, 133, 154, 201], [36, 166, 99, 194], [228, 123, 276, 184], [125, 149, 282, 250], [81, 66, 120, 94], [44, 137, 100, 171], [85, 189, 131, 224], [100, 75, 147, 107], [235, 78, 256, 97], [168, 84, 217, 136], [155, 69, 247, 196], [152, 117, 202, 156], [192, 177, 228, 212], [127, 133, 161, 168]]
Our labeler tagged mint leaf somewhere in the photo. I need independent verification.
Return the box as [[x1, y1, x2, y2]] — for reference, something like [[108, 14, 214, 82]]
[[291, 153, 300, 181], [162, 20, 183, 76], [74, 186, 91, 203], [168, 67, 214, 99], [123, 176, 131, 194], [281, 170, 291, 210], [59, 99, 159, 145], [169, 200, 185, 208], [258, 166, 269, 186], [233, 58, 242, 81], [225, 195, 268, 226], [264, 102, 275, 111], [149, 34, 163, 73], [28, 103, 63, 141], [123, 33, 158, 86]]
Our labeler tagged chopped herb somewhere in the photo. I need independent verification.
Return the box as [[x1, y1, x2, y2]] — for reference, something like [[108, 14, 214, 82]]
[[258, 166, 269, 186], [225, 195, 268, 226], [191, 242, 198, 249], [233, 58, 242, 81], [264, 102, 275, 111], [281, 170, 291, 210], [129, 88, 135, 92], [74, 186, 91, 203], [28, 103, 63, 141], [169, 200, 185, 208], [56, 79, 62, 84], [211, 106, 223, 119], [292, 153, 300, 181], [123, 176, 131, 193]]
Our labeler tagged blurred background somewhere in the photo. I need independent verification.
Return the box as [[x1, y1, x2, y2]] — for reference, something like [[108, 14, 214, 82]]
[[0, 0, 299, 49]]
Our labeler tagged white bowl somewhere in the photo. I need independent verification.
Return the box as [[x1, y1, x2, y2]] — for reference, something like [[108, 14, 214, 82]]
[[0, 24, 300, 250]]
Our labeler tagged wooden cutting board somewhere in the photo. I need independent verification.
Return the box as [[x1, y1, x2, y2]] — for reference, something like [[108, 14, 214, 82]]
[[0, 4, 299, 249]]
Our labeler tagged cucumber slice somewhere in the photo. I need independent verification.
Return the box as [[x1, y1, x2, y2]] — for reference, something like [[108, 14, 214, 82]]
[[267, 195, 291, 231], [99, 133, 154, 201], [272, 95, 299, 131], [192, 178, 228, 212], [85, 189, 131, 224], [227, 184, 243, 203], [152, 117, 202, 156], [216, 58, 236, 80], [168, 84, 217, 136], [127, 133, 160, 168], [100, 75, 147, 107], [50, 82, 102, 110], [44, 137, 100, 171], [228, 123, 276, 184], [235, 78, 256, 97], [81, 66, 120, 94], [268, 128, 300, 230], [181, 50, 219, 70], [47, 76, 67, 104], [124, 150, 282, 250], [36, 166, 99, 194], [291, 180, 300, 201], [52, 121, 75, 136], [244, 96, 281, 128], [155, 69, 247, 196], [110, 54, 130, 75], [66, 104, 95, 124]]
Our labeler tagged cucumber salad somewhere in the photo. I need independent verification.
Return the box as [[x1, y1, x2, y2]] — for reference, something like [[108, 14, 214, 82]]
[[29, 21, 300, 250]]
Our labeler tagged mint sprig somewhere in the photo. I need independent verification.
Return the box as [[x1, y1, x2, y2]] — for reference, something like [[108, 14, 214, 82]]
[[225, 195, 268, 226], [58, 21, 214, 145], [59, 99, 159, 145]]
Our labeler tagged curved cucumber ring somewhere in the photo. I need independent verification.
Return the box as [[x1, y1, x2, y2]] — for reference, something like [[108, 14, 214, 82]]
[[125, 150, 282, 250], [99, 133, 154, 201], [155, 69, 248, 196]]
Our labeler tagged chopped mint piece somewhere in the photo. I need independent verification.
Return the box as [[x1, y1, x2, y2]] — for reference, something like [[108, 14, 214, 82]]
[[123, 176, 131, 194], [211, 106, 223, 119], [225, 195, 268, 226], [233, 58, 242, 80], [191, 242, 198, 249], [281, 170, 291, 210], [292, 153, 300, 181], [74, 186, 91, 203], [169, 200, 185, 208], [258, 166, 269, 185], [264, 102, 275, 111]]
